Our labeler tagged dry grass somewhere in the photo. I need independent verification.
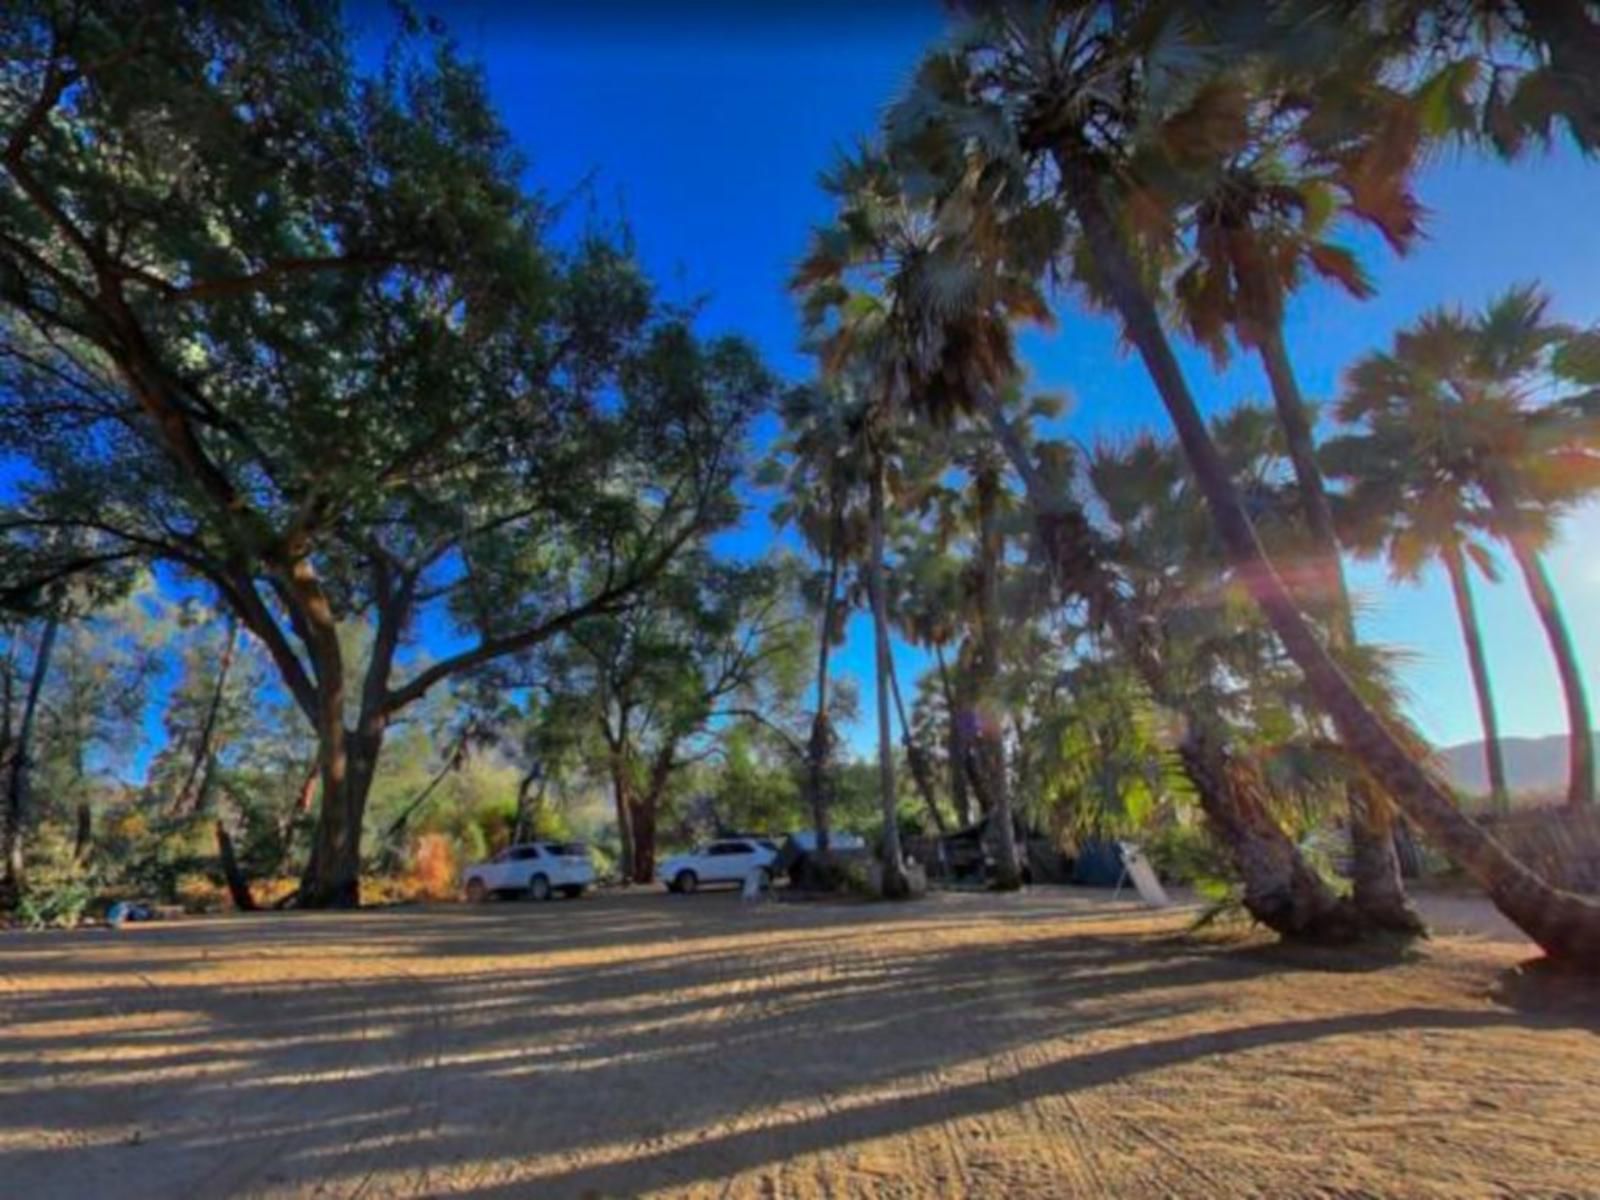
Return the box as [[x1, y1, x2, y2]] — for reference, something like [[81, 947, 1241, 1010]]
[[1, 888, 1596, 1198]]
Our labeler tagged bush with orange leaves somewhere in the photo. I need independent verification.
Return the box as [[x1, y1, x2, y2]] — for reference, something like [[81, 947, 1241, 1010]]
[[397, 833, 460, 902]]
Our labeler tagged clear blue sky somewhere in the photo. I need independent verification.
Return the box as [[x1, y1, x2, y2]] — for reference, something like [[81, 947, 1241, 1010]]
[[395, 3, 1597, 757]]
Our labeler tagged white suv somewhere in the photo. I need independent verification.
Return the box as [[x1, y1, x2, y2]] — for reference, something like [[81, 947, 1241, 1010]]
[[463, 842, 595, 903], [658, 838, 778, 894]]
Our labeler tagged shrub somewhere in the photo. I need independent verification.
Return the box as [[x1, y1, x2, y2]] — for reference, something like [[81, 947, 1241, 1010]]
[[398, 833, 459, 901]]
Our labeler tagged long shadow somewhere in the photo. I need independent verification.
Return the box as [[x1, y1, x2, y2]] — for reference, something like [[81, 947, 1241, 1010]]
[[3, 893, 1578, 1198], [463, 1007, 1527, 1200]]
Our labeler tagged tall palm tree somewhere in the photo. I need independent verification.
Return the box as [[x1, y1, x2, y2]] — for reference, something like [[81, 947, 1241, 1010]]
[[885, 2, 1600, 962], [795, 150, 1034, 893], [1324, 422, 1513, 811], [1335, 287, 1600, 808], [1169, 107, 1427, 927], [769, 382, 874, 851]]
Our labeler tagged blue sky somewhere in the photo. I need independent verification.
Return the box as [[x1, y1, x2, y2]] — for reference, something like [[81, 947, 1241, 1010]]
[[406, 3, 1598, 756], [8, 5, 1594, 774]]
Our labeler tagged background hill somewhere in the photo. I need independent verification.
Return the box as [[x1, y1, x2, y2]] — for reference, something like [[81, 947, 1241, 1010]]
[[1436, 732, 1600, 800]]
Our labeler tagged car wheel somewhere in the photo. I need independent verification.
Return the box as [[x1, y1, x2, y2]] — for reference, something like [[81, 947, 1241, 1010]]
[[560, 885, 584, 899], [464, 877, 488, 904], [527, 874, 552, 902], [674, 870, 698, 895]]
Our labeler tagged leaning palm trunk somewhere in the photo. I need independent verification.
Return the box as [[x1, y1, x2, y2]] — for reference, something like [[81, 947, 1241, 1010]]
[[1257, 327, 1420, 933], [1442, 541, 1512, 812], [979, 398, 1357, 939], [1066, 165, 1600, 964], [1490, 506, 1595, 810], [869, 451, 911, 898], [886, 648, 947, 833]]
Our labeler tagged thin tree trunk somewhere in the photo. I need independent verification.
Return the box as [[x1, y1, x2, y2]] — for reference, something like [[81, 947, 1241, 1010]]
[[1443, 542, 1511, 811], [73, 801, 92, 866], [886, 643, 946, 833], [935, 644, 973, 827], [869, 451, 910, 898], [379, 744, 459, 847], [974, 466, 1022, 890], [176, 616, 239, 815], [630, 745, 675, 884], [808, 512, 843, 852], [512, 767, 547, 844], [215, 820, 257, 912], [610, 750, 637, 884], [1257, 328, 1419, 933], [3, 612, 59, 902], [1067, 164, 1600, 964], [1500, 529, 1594, 809]]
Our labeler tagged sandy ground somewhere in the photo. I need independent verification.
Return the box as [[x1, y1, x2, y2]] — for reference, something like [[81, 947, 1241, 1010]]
[[2, 887, 1597, 1199]]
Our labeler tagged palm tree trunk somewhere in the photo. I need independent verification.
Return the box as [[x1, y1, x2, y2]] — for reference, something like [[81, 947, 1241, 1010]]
[[1443, 542, 1512, 811], [1500, 529, 1594, 809], [885, 642, 946, 833], [1066, 165, 1600, 964], [869, 450, 910, 898], [974, 466, 1023, 890], [934, 645, 973, 827], [808, 511, 843, 852], [978, 394, 1356, 937], [1257, 328, 1419, 933], [3, 612, 59, 904]]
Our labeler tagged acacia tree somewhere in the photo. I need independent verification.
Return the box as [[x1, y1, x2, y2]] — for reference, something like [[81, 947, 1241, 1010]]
[[886, 1, 1600, 961], [549, 556, 808, 884], [0, 5, 767, 905]]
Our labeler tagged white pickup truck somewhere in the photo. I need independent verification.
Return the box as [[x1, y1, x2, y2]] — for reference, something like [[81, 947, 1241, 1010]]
[[462, 842, 595, 902]]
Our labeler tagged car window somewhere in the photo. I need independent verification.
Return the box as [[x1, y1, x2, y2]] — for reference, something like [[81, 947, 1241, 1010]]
[[510, 846, 540, 861], [711, 841, 752, 855], [546, 842, 589, 857], [492, 849, 511, 864]]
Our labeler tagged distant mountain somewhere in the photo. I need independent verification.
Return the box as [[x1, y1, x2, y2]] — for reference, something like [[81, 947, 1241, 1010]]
[[1436, 732, 1600, 798]]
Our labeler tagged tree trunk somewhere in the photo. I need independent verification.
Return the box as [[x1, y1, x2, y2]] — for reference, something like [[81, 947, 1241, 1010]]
[[886, 646, 946, 833], [512, 767, 546, 845], [1443, 542, 1511, 811], [299, 724, 381, 908], [629, 746, 673, 885], [935, 645, 973, 827], [974, 466, 1023, 890], [73, 800, 92, 866], [1501, 529, 1594, 809], [869, 451, 910, 898], [808, 514, 843, 852], [979, 393, 1396, 941], [3, 612, 59, 903], [1180, 726, 1360, 939], [215, 819, 257, 912], [176, 615, 239, 815], [609, 750, 637, 884], [1257, 328, 1419, 933], [1067, 164, 1600, 964]]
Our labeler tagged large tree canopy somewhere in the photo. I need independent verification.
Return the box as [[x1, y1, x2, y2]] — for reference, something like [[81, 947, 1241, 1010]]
[[0, 2, 771, 904]]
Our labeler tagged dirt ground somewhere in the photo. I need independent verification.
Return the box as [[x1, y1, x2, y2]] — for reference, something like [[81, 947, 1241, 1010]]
[[2, 887, 1597, 1199]]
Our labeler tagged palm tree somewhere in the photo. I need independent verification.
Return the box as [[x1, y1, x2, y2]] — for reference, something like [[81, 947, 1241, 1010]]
[[885, 3, 1600, 962], [1325, 423, 1513, 811], [796, 149, 1035, 894], [769, 382, 874, 852], [1335, 287, 1600, 808], [1169, 105, 1428, 927]]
